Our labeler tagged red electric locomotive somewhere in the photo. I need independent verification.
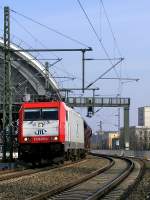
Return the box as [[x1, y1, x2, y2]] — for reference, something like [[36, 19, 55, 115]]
[[18, 101, 89, 164]]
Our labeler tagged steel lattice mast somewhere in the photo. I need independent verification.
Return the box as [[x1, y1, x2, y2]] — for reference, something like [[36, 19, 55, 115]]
[[2, 6, 13, 161]]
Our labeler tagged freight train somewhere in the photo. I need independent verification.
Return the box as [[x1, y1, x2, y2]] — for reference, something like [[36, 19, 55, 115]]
[[18, 101, 92, 164]]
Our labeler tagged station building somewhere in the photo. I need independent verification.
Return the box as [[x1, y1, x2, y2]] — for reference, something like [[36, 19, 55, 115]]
[[120, 126, 150, 150], [91, 131, 120, 150], [138, 107, 150, 127], [101, 131, 120, 150], [120, 106, 150, 150]]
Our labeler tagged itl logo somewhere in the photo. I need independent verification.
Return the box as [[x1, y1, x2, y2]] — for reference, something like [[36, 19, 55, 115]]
[[35, 129, 47, 135]]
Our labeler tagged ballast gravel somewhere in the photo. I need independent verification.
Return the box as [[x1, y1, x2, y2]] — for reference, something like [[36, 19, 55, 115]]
[[0, 156, 109, 200], [127, 161, 150, 200]]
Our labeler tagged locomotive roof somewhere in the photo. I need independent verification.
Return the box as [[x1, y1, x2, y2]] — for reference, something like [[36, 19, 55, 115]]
[[20, 101, 63, 108]]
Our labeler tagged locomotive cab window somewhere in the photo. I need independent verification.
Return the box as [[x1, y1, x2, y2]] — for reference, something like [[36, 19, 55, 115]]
[[24, 109, 41, 121], [42, 108, 58, 120]]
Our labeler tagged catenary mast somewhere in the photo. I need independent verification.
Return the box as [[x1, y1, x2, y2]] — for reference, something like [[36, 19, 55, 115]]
[[2, 6, 13, 161]]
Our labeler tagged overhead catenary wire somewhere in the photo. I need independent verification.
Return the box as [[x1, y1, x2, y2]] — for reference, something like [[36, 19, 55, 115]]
[[86, 58, 124, 89], [1, 12, 77, 87], [76, 0, 111, 61], [0, 33, 79, 90], [99, 0, 103, 40], [76, 0, 126, 101], [12, 16, 44, 48], [76, 0, 102, 47], [0, 31, 37, 50], [11, 16, 61, 60], [51, 60, 87, 86], [11, 5, 121, 85], [76, 0, 120, 78], [52, 64, 76, 78], [53, 62, 94, 88], [4, 5, 124, 94], [99, 0, 124, 100], [100, 0, 122, 57], [10, 9, 90, 48]]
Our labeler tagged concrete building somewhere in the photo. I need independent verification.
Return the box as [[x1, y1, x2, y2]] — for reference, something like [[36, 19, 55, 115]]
[[120, 106, 150, 150], [91, 131, 120, 150], [120, 126, 150, 150], [138, 107, 150, 127], [102, 131, 120, 149]]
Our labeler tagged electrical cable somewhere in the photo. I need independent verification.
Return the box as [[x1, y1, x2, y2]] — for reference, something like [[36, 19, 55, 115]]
[[10, 11, 92, 85], [52, 63, 92, 88], [77, 0, 102, 46], [0, 30, 32, 48], [86, 58, 124, 88], [12, 17, 43, 47], [52, 64, 76, 78], [76, 0, 120, 79], [100, 0, 124, 101], [99, 0, 102, 40], [100, 0, 122, 57], [10, 9, 90, 48], [11, 16, 60, 60]]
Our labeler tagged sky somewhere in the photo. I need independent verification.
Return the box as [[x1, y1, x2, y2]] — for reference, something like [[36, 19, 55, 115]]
[[0, 0, 150, 133]]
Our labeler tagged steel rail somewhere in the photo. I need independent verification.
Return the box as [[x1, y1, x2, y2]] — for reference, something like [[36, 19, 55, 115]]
[[0, 159, 87, 182], [88, 153, 145, 200], [25, 156, 114, 200], [118, 158, 145, 200], [23, 155, 144, 200], [34, 155, 138, 200], [0, 166, 57, 182], [87, 156, 134, 200]]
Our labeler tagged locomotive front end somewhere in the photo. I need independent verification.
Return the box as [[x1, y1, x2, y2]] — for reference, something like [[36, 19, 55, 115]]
[[18, 102, 65, 164]]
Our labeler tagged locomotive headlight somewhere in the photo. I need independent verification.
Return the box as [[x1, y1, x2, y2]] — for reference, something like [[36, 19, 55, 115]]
[[54, 136, 58, 141], [24, 137, 28, 142], [50, 136, 58, 141]]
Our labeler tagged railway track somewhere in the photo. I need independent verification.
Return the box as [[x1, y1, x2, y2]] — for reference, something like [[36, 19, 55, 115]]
[[26, 155, 144, 200], [0, 156, 110, 200], [101, 158, 144, 200], [0, 159, 87, 182], [0, 167, 52, 181]]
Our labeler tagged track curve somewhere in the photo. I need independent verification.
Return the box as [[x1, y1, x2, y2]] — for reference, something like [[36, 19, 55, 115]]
[[26, 155, 143, 200]]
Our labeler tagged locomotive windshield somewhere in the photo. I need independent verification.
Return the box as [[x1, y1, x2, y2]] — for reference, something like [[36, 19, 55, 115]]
[[24, 108, 58, 121], [42, 109, 58, 120], [24, 109, 41, 121]]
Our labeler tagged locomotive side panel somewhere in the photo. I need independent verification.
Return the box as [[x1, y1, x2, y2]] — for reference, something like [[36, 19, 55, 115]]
[[59, 102, 66, 143], [65, 107, 84, 151]]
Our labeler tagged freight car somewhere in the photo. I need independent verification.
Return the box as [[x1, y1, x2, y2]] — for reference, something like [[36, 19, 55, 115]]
[[84, 121, 92, 150], [18, 101, 91, 164]]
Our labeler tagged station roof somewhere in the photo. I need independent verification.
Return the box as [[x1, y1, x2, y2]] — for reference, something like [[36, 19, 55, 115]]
[[0, 38, 61, 107]]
